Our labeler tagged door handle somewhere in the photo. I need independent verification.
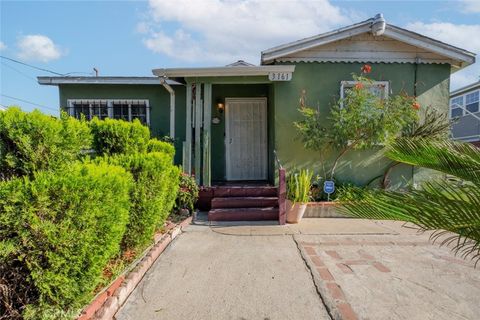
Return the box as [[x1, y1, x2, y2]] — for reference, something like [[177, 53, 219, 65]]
[[229, 138, 233, 144]]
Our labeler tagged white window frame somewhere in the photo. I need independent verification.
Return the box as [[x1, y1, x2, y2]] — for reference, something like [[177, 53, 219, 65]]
[[67, 99, 150, 125], [340, 80, 389, 108], [450, 90, 480, 119]]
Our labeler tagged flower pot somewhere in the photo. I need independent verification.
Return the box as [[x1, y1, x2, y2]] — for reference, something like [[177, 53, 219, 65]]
[[180, 208, 190, 216], [286, 201, 307, 224]]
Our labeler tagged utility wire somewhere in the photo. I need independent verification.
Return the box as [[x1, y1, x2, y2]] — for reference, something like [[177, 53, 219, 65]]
[[0, 55, 64, 76], [0, 55, 93, 76], [0, 94, 58, 112], [1, 61, 38, 82]]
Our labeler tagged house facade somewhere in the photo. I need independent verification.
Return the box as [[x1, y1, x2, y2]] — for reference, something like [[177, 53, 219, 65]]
[[450, 81, 480, 146], [39, 14, 475, 188]]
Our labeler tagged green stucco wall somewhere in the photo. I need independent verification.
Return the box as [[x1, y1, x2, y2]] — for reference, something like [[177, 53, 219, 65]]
[[59, 84, 186, 164], [273, 62, 451, 187], [56, 61, 451, 187]]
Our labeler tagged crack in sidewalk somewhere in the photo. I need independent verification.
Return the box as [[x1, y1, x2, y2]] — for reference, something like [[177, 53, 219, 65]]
[[291, 235, 334, 320]]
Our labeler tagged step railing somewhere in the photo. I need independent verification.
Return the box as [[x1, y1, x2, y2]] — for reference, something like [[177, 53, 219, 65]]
[[274, 150, 286, 225]]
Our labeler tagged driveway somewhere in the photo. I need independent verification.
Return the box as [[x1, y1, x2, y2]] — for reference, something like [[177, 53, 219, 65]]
[[115, 218, 480, 320]]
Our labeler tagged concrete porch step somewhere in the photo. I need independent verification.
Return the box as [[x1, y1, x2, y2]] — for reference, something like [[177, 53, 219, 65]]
[[208, 207, 279, 221], [211, 196, 278, 209], [213, 186, 277, 198]]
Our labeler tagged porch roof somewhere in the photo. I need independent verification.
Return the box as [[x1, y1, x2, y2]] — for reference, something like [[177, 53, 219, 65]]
[[152, 65, 295, 78]]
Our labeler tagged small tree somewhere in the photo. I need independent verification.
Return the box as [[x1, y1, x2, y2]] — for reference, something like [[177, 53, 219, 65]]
[[295, 65, 419, 180]]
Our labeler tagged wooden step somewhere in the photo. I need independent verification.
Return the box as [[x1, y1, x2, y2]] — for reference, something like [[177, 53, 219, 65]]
[[211, 196, 278, 209], [208, 207, 279, 221], [213, 186, 277, 198]]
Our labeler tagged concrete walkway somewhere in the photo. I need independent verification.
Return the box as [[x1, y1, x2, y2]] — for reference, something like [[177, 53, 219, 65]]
[[115, 219, 480, 320]]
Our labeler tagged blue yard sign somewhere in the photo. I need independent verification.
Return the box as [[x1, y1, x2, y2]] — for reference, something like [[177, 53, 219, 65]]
[[323, 180, 335, 201]]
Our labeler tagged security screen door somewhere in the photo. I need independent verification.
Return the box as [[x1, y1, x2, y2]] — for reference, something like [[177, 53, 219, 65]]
[[225, 98, 267, 181]]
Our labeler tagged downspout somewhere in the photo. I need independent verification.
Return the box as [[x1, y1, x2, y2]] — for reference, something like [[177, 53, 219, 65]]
[[159, 77, 175, 138]]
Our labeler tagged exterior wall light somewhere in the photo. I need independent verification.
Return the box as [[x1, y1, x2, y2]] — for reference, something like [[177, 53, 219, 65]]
[[216, 99, 225, 113]]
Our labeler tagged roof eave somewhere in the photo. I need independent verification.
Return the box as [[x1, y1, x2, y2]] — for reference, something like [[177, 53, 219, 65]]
[[451, 81, 480, 96], [152, 65, 295, 78], [37, 76, 182, 86], [261, 20, 372, 64], [260, 22, 476, 69], [384, 25, 475, 68]]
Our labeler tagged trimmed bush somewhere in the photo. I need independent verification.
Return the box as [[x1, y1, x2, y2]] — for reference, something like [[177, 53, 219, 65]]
[[147, 138, 175, 158], [0, 107, 91, 180], [103, 152, 181, 250], [175, 173, 199, 212], [90, 118, 150, 155], [0, 162, 132, 318]]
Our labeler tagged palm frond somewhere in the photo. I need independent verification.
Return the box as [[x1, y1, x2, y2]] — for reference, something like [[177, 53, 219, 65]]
[[402, 107, 451, 139], [338, 182, 480, 264], [386, 138, 480, 184]]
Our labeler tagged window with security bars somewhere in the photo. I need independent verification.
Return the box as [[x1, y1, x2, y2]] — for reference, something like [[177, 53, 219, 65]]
[[67, 99, 150, 125], [340, 81, 389, 108]]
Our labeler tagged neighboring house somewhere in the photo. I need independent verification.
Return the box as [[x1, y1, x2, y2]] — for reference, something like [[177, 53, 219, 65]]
[[450, 81, 480, 146], [39, 14, 475, 189]]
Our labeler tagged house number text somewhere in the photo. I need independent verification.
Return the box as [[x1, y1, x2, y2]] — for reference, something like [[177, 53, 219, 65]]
[[268, 72, 292, 81]]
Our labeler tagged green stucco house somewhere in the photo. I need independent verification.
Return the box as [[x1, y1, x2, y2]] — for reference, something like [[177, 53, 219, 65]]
[[39, 14, 475, 191]]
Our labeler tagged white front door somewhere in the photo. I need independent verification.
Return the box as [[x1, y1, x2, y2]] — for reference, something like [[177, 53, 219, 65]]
[[225, 98, 268, 181]]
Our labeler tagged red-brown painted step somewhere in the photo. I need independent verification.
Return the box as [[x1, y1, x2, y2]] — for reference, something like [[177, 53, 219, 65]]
[[213, 186, 277, 198], [208, 207, 279, 221], [211, 196, 278, 209]]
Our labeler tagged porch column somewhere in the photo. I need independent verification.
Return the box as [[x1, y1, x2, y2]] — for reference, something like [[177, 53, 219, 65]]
[[202, 83, 212, 187], [194, 83, 203, 185], [184, 83, 193, 174]]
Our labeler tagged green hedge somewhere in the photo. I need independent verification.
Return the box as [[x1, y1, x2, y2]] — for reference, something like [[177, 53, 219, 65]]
[[90, 118, 150, 155], [147, 138, 175, 158], [0, 162, 132, 318], [0, 107, 91, 180], [104, 152, 181, 250]]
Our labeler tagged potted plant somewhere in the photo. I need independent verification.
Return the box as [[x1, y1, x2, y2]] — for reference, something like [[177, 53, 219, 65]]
[[286, 169, 313, 223], [175, 173, 199, 216]]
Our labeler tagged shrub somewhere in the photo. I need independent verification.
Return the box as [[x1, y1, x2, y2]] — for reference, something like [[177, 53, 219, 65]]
[[287, 169, 313, 203], [294, 65, 418, 180], [175, 173, 199, 212], [103, 151, 181, 250], [0, 162, 132, 318], [147, 138, 175, 158], [90, 118, 150, 155], [0, 107, 91, 180]]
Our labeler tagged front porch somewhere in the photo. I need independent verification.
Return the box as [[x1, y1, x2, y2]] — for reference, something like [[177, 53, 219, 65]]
[[154, 64, 294, 223], [183, 82, 275, 186], [153, 64, 295, 187]]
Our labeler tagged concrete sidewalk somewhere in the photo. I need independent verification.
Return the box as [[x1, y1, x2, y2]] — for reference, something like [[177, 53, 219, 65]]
[[115, 223, 331, 320], [115, 219, 480, 320]]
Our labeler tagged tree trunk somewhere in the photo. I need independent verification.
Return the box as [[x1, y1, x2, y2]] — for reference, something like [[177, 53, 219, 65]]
[[382, 161, 401, 189]]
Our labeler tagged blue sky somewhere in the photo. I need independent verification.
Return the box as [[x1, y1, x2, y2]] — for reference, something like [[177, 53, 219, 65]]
[[1, 0, 479, 115]]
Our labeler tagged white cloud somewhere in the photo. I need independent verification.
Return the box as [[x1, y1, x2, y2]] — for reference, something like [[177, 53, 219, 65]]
[[0, 41, 6, 51], [460, 0, 480, 13], [404, 22, 480, 90], [16, 35, 63, 62], [141, 0, 353, 64]]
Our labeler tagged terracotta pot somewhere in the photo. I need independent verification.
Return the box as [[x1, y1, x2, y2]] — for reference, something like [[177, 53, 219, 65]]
[[286, 201, 307, 224]]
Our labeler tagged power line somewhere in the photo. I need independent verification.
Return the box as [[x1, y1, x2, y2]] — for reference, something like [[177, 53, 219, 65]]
[[0, 94, 58, 112], [0, 55, 65, 76], [0, 55, 94, 77], [1, 61, 38, 82]]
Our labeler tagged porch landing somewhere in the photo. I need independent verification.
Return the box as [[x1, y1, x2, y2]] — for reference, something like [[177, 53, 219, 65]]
[[201, 185, 280, 222]]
